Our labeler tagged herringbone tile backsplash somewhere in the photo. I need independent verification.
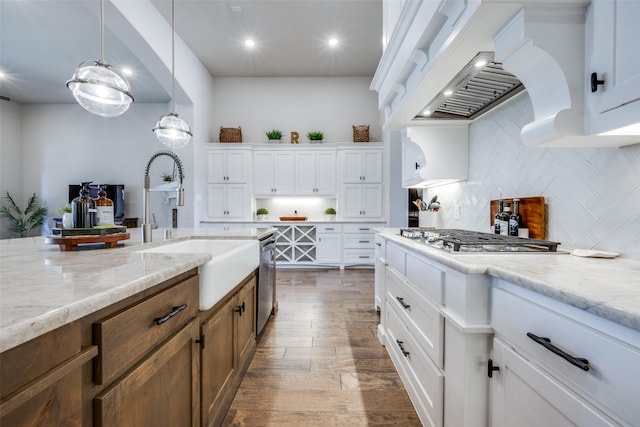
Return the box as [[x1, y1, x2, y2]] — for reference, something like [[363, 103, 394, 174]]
[[422, 93, 640, 260]]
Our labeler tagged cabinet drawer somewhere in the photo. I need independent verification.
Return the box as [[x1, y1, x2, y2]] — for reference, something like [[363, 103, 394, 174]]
[[405, 252, 444, 305], [386, 267, 443, 368], [93, 275, 199, 385], [343, 234, 375, 249], [375, 235, 386, 258], [316, 224, 342, 233], [343, 249, 374, 264], [385, 302, 443, 427], [386, 243, 405, 275], [343, 223, 375, 233], [492, 285, 640, 426]]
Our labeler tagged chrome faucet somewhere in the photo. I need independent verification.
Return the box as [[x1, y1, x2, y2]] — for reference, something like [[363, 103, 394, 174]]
[[142, 150, 185, 243]]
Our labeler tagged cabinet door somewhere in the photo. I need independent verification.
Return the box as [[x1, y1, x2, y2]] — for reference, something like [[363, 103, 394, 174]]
[[362, 184, 383, 218], [207, 185, 227, 218], [207, 151, 227, 183], [316, 234, 342, 264], [341, 184, 363, 217], [253, 152, 275, 195], [226, 184, 249, 218], [342, 151, 364, 183], [491, 338, 614, 427], [362, 150, 383, 182], [225, 151, 248, 183], [201, 297, 236, 427], [273, 151, 295, 194], [236, 277, 256, 364], [94, 319, 200, 427], [315, 151, 337, 194], [294, 151, 317, 194]]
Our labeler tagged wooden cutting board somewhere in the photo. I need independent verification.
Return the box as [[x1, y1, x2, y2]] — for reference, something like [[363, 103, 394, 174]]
[[490, 196, 545, 239]]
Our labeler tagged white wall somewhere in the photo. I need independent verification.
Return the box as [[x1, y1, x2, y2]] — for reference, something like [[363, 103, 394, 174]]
[[209, 77, 380, 144], [420, 93, 640, 260], [0, 100, 24, 238]]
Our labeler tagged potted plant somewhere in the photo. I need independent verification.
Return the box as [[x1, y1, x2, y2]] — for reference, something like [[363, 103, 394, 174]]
[[0, 192, 49, 237], [161, 172, 174, 182], [265, 129, 283, 143], [324, 207, 336, 221], [307, 131, 324, 143], [57, 204, 73, 228], [256, 208, 269, 221]]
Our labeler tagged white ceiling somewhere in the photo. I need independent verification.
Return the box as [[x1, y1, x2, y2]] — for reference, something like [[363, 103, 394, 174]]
[[0, 0, 383, 104]]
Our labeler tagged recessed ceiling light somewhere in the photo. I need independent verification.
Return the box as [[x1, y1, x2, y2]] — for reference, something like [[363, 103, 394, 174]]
[[444, 90, 453, 96], [230, 5, 242, 12], [244, 39, 255, 48], [122, 67, 133, 76], [0, 71, 5, 79], [328, 38, 339, 47], [423, 109, 432, 116], [474, 59, 488, 68]]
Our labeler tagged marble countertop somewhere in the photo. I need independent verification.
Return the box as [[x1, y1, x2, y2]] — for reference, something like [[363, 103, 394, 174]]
[[0, 226, 276, 353], [375, 228, 640, 333]]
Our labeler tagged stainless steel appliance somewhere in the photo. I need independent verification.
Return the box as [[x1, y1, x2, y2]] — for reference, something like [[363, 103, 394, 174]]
[[257, 233, 276, 335], [399, 228, 562, 253]]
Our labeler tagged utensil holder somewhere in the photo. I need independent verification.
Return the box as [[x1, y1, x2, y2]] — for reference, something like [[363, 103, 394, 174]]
[[419, 211, 438, 228]]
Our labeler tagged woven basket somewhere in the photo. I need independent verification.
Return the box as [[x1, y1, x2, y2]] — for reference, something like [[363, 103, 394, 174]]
[[220, 127, 242, 143], [353, 125, 369, 143]]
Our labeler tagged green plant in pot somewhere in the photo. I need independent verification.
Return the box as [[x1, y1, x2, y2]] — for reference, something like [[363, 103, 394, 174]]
[[0, 192, 49, 237], [307, 131, 324, 143], [265, 129, 283, 142], [161, 172, 174, 182], [57, 204, 73, 229], [256, 208, 269, 221], [324, 207, 336, 220]]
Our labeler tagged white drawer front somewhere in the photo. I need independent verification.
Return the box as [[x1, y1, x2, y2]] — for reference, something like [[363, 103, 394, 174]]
[[405, 252, 444, 305], [316, 224, 342, 233], [343, 249, 374, 264], [386, 243, 405, 275], [386, 302, 444, 427], [343, 223, 375, 233], [375, 235, 386, 258], [386, 267, 443, 368], [492, 286, 640, 426], [343, 234, 375, 249]]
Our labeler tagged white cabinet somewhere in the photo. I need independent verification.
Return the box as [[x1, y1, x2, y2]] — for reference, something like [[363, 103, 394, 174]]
[[316, 224, 342, 265], [294, 151, 336, 195], [342, 223, 376, 266], [253, 150, 295, 195], [207, 148, 250, 183], [374, 235, 386, 312], [587, 0, 640, 135], [341, 149, 383, 183], [271, 224, 316, 265], [341, 184, 383, 219], [207, 184, 249, 219]]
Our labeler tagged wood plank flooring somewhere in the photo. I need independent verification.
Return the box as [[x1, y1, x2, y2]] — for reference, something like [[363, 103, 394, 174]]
[[222, 269, 421, 426]]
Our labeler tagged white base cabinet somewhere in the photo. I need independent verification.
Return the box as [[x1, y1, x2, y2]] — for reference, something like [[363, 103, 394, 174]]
[[316, 224, 342, 265]]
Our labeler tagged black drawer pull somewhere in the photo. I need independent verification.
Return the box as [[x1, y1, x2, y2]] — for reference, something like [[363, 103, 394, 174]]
[[376, 242, 381, 247], [358, 255, 370, 259], [396, 339, 410, 357], [527, 332, 590, 371], [396, 296, 410, 309], [235, 301, 245, 316], [359, 240, 370, 243], [154, 304, 187, 325]]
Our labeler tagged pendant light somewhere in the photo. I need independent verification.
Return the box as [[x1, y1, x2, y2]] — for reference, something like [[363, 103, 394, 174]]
[[66, 0, 134, 117], [153, 0, 192, 149]]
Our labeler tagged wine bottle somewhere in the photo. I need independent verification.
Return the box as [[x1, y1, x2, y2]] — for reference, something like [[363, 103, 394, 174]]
[[509, 198, 522, 237], [494, 200, 503, 234], [500, 202, 511, 236]]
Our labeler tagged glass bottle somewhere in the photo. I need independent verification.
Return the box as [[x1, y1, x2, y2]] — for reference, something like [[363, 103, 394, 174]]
[[509, 198, 523, 237], [494, 200, 503, 234], [95, 185, 115, 226], [500, 202, 511, 236], [71, 182, 96, 228]]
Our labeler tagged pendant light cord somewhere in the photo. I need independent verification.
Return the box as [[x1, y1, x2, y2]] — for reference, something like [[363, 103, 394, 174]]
[[171, 0, 176, 114], [99, 0, 105, 62]]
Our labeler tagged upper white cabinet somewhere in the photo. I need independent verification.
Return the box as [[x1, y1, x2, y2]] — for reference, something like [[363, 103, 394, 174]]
[[294, 150, 336, 195], [207, 184, 250, 219], [341, 149, 383, 183], [253, 150, 295, 196], [341, 184, 383, 219], [586, 0, 640, 138], [207, 148, 250, 183]]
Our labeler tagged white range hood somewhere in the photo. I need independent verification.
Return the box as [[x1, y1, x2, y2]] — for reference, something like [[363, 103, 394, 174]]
[[371, 0, 640, 148]]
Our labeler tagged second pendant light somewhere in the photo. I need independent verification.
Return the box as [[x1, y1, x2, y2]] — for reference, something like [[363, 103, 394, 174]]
[[153, 0, 192, 148]]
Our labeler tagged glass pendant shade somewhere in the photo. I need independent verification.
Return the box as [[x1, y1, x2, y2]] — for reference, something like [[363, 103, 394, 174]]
[[67, 60, 134, 118], [153, 112, 192, 148]]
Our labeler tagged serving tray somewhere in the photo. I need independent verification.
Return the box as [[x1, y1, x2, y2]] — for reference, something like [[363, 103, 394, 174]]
[[45, 233, 130, 251], [279, 216, 308, 221], [51, 226, 127, 237]]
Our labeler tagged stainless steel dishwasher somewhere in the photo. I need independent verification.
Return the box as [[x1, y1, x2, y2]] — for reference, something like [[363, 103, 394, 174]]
[[257, 233, 276, 335]]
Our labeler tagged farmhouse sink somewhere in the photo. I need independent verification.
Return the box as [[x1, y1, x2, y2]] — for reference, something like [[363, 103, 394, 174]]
[[137, 239, 259, 310]]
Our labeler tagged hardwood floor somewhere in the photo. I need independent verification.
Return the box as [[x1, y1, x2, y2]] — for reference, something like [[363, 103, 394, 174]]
[[222, 269, 421, 426]]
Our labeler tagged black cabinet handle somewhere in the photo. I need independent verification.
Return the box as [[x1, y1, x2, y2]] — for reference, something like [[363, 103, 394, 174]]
[[235, 301, 246, 316], [376, 242, 381, 247], [415, 162, 420, 170], [590, 72, 605, 93], [396, 339, 410, 357], [487, 358, 500, 378], [154, 304, 187, 325], [359, 240, 370, 243], [527, 332, 590, 371], [396, 296, 410, 309]]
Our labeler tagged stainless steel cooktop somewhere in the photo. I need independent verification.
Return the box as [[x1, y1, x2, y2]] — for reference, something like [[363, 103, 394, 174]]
[[399, 228, 562, 253]]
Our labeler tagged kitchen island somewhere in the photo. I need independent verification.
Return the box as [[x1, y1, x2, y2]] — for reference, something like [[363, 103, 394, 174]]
[[374, 227, 640, 427]]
